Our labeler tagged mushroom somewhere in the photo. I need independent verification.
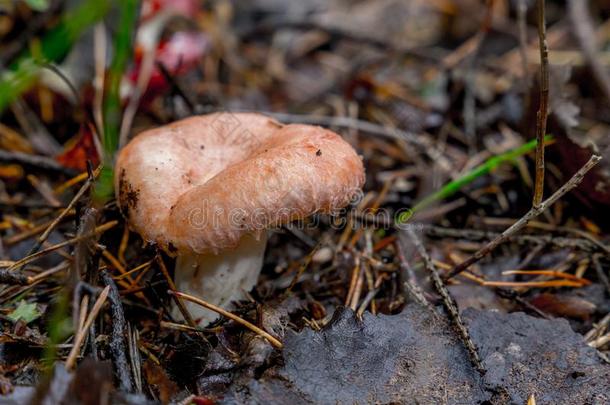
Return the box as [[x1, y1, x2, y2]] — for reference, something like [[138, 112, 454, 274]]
[[115, 113, 365, 323]]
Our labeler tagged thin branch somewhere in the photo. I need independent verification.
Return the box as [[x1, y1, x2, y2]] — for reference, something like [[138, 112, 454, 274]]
[[423, 225, 603, 253], [5, 221, 117, 271], [156, 254, 197, 328], [401, 229, 485, 374], [156, 61, 196, 114], [445, 155, 601, 280], [0, 269, 29, 285], [169, 290, 283, 349], [65, 285, 110, 370], [101, 271, 134, 392], [395, 240, 437, 314], [533, 0, 549, 207], [25, 166, 100, 259], [0, 149, 76, 176]]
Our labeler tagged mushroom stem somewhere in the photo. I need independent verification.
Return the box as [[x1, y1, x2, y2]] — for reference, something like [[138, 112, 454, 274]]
[[173, 233, 268, 324]]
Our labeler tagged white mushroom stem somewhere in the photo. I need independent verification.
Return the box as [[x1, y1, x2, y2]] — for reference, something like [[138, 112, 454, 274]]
[[173, 233, 268, 324]]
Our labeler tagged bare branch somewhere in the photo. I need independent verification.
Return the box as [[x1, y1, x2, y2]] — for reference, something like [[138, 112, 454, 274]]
[[445, 154, 602, 280], [401, 228, 484, 374], [533, 0, 549, 207]]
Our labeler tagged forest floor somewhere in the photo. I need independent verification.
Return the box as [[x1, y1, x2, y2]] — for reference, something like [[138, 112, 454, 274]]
[[0, 1, 609, 404]]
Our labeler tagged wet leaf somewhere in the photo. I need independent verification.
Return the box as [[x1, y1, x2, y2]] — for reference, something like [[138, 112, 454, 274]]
[[222, 306, 610, 404]]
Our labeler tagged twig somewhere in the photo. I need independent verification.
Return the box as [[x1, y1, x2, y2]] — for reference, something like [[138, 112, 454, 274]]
[[27, 262, 70, 284], [349, 263, 365, 311], [589, 333, 610, 349], [585, 312, 610, 341], [493, 288, 550, 319], [0, 262, 68, 305], [76, 295, 89, 336], [156, 61, 196, 114], [395, 240, 437, 313], [27, 174, 62, 207], [114, 260, 153, 281], [0, 149, 76, 176], [401, 229, 485, 374], [356, 286, 380, 317], [285, 244, 319, 294], [10, 99, 61, 155], [128, 324, 143, 393], [100, 248, 135, 288], [156, 254, 197, 328], [6, 221, 117, 271], [3, 217, 74, 246], [423, 225, 602, 253], [445, 155, 601, 280], [345, 257, 361, 307], [73, 206, 100, 292], [470, 278, 586, 288], [160, 321, 208, 333], [169, 290, 283, 349], [65, 285, 110, 370], [533, 0, 549, 207], [101, 271, 134, 393], [25, 166, 100, 259], [0, 268, 29, 285], [502, 269, 590, 283]]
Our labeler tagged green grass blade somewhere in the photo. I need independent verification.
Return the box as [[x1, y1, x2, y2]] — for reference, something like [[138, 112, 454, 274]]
[[396, 135, 553, 224], [94, 0, 139, 203], [0, 0, 110, 112], [102, 0, 138, 162]]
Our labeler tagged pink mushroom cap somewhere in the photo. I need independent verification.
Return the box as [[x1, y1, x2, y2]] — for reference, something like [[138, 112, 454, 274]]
[[115, 112, 365, 254]]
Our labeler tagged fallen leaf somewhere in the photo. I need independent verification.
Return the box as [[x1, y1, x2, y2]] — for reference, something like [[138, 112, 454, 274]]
[[529, 292, 596, 321], [143, 359, 179, 404], [222, 306, 610, 404], [55, 125, 99, 172], [7, 301, 40, 324]]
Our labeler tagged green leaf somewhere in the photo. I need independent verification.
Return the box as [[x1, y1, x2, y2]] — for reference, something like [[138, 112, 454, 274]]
[[94, 0, 139, 204], [24, 0, 50, 12], [8, 300, 41, 324], [0, 0, 111, 112]]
